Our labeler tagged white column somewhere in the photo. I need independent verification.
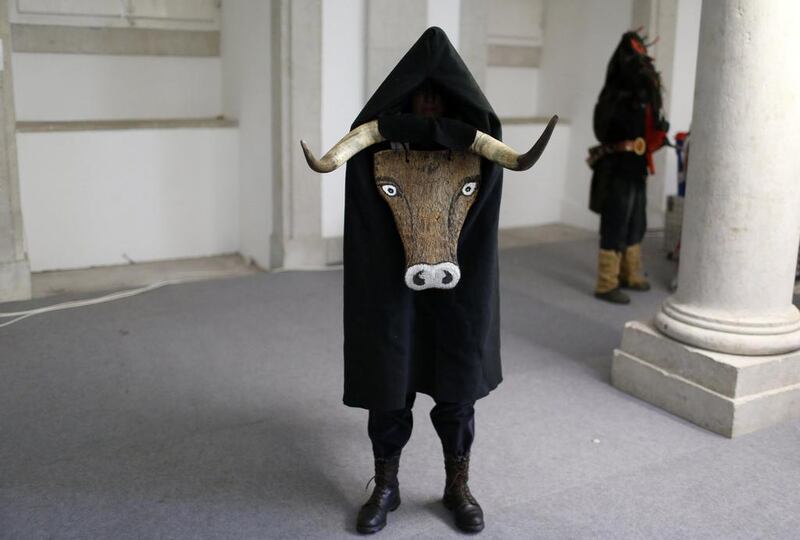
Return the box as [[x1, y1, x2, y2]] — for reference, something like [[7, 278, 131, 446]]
[[270, 0, 331, 269], [613, 0, 800, 438], [0, 0, 32, 301], [655, 0, 800, 355]]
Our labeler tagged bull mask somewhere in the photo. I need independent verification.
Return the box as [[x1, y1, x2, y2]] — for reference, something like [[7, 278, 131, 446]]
[[300, 115, 558, 290]]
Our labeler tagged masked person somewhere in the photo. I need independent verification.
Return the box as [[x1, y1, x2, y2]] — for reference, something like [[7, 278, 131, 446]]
[[588, 31, 669, 304], [301, 27, 556, 534]]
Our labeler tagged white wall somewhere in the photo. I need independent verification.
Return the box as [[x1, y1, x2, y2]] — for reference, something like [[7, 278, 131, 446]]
[[484, 0, 543, 119], [364, 0, 428, 97], [321, 0, 365, 239], [10, 0, 220, 30], [18, 128, 239, 271], [499, 123, 570, 228], [7, 0, 234, 273], [12, 53, 222, 121], [486, 66, 539, 118], [487, 0, 543, 47], [221, 0, 272, 268], [664, 0, 701, 197], [427, 0, 460, 49], [538, 0, 634, 231]]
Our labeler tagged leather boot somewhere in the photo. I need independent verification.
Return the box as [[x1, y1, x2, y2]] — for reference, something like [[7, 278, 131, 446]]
[[356, 455, 401, 534], [620, 244, 651, 291], [594, 249, 630, 304], [443, 454, 484, 533]]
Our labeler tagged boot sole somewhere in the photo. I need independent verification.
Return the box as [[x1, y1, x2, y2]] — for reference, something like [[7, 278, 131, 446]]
[[355, 499, 401, 535], [459, 523, 485, 533], [593, 292, 630, 304], [443, 499, 485, 533], [621, 284, 651, 291], [356, 524, 385, 535]]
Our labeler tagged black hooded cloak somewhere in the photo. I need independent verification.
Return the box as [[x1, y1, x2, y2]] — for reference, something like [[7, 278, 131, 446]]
[[589, 31, 667, 214], [342, 27, 503, 411]]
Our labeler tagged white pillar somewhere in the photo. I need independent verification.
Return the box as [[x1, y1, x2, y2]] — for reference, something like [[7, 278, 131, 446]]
[[656, 0, 800, 355], [0, 0, 32, 302], [613, 0, 800, 437], [270, 0, 332, 269]]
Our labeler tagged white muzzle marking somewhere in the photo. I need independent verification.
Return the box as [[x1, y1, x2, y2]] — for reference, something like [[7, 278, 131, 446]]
[[405, 262, 461, 291]]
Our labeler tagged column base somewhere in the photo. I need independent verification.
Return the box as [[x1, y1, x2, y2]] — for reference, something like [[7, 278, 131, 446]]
[[0, 260, 32, 302], [655, 298, 800, 355], [613, 320, 800, 438], [272, 235, 341, 269]]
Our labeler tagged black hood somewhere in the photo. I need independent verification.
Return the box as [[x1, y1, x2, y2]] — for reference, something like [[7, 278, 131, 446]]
[[600, 31, 663, 111], [353, 26, 501, 147]]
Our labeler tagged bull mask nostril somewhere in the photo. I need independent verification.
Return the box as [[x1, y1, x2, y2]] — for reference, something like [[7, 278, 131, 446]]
[[441, 270, 453, 285], [413, 271, 426, 286]]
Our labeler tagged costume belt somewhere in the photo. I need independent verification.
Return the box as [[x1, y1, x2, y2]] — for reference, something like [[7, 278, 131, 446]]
[[586, 137, 646, 169]]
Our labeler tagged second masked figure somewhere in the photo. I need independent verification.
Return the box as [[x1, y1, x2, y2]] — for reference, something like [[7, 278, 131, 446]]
[[588, 31, 669, 304]]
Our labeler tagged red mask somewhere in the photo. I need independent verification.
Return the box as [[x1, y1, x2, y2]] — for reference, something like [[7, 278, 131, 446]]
[[630, 38, 647, 55]]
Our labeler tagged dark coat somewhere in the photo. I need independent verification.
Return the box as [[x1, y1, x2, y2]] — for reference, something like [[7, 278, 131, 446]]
[[342, 27, 503, 411], [590, 32, 666, 214]]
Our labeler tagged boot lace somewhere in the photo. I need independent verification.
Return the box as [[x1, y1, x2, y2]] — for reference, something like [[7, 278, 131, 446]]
[[363, 458, 398, 494], [446, 458, 478, 506], [364, 475, 394, 506], [364, 476, 376, 491]]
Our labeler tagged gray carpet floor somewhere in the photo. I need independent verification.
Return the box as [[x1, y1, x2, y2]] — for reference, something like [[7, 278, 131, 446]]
[[2, 236, 799, 539]]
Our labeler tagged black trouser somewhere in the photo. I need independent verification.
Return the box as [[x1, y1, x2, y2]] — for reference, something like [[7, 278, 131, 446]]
[[368, 393, 475, 458], [599, 175, 647, 252]]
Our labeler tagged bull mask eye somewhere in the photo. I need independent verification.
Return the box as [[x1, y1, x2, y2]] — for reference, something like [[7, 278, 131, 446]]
[[381, 184, 399, 197], [461, 182, 478, 196]]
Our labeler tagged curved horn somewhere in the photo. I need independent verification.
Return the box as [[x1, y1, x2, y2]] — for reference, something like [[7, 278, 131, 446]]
[[469, 115, 559, 171], [300, 120, 386, 173]]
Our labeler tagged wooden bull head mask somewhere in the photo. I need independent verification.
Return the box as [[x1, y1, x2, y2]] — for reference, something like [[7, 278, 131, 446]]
[[300, 115, 558, 291], [374, 150, 479, 290]]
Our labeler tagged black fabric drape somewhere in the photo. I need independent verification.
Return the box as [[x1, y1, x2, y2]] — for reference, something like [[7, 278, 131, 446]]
[[599, 175, 647, 251], [590, 32, 655, 213], [342, 27, 503, 410], [368, 393, 476, 458]]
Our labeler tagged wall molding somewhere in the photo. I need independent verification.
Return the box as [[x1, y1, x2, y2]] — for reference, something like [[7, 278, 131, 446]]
[[17, 118, 236, 133], [11, 0, 220, 30], [487, 44, 541, 67], [11, 24, 219, 56]]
